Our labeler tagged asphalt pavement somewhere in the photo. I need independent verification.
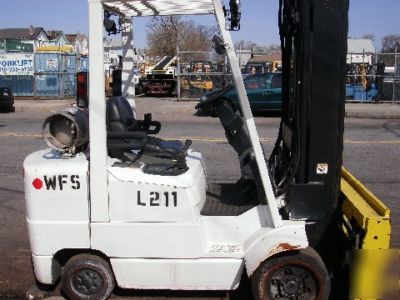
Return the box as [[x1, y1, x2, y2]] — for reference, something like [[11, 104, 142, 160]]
[[12, 98, 400, 119], [0, 97, 399, 299]]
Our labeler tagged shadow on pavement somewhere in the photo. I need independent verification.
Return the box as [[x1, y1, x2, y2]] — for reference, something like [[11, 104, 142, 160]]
[[195, 109, 282, 118]]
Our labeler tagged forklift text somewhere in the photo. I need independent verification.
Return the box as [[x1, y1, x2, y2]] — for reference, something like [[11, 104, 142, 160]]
[[137, 191, 178, 207], [32, 175, 81, 190]]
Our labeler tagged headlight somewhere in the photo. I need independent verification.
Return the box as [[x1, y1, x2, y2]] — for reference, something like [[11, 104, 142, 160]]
[[201, 96, 207, 101]]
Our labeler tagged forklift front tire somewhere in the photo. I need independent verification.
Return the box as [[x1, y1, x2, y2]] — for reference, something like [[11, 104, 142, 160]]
[[61, 254, 115, 300], [251, 248, 330, 300]]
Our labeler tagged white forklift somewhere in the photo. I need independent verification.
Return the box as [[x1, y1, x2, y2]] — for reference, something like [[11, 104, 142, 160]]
[[24, 0, 365, 299]]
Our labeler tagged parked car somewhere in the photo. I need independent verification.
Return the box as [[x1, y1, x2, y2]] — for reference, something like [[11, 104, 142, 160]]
[[0, 87, 15, 112], [197, 72, 282, 114]]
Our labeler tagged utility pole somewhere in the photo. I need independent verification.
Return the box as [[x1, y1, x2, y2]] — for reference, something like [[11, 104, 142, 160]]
[[238, 43, 242, 68], [176, 45, 181, 101], [393, 43, 398, 103]]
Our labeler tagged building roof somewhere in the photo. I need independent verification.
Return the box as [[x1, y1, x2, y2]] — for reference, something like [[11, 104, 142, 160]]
[[65, 33, 88, 44], [0, 27, 45, 40], [348, 39, 375, 54], [248, 53, 282, 63], [65, 34, 77, 44], [46, 30, 64, 41]]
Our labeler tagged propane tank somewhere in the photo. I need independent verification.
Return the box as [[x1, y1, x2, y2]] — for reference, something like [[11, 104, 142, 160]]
[[42, 107, 89, 154]]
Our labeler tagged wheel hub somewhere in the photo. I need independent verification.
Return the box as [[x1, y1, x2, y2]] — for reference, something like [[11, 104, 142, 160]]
[[270, 266, 315, 299], [72, 268, 104, 296]]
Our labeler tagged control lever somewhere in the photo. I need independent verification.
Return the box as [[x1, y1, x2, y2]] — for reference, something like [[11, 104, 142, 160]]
[[142, 113, 152, 131], [174, 139, 192, 171]]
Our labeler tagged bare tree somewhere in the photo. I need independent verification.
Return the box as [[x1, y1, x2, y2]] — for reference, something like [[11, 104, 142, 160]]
[[381, 34, 400, 53], [362, 33, 375, 43], [179, 21, 217, 57], [234, 40, 257, 50], [147, 16, 217, 58], [234, 41, 281, 56], [147, 16, 182, 57]]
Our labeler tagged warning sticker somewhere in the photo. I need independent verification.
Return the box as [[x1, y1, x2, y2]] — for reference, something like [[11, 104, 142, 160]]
[[209, 244, 241, 254], [316, 163, 329, 175]]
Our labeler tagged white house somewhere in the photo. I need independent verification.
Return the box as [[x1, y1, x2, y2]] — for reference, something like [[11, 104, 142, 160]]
[[104, 37, 123, 74], [236, 49, 252, 67], [46, 31, 69, 47], [66, 34, 89, 56], [347, 39, 376, 65], [0, 26, 49, 51]]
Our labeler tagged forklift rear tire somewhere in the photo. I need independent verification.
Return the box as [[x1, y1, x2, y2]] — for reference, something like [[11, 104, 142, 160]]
[[251, 247, 330, 300], [61, 254, 115, 300]]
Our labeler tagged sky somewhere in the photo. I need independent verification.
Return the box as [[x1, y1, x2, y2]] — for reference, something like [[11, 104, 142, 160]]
[[0, 0, 399, 50]]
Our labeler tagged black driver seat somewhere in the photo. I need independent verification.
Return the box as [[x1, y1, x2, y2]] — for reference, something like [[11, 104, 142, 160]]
[[106, 96, 185, 160]]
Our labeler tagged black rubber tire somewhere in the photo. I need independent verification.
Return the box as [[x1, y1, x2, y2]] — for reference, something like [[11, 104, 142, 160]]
[[61, 254, 115, 300], [0, 105, 14, 113], [251, 247, 331, 300]]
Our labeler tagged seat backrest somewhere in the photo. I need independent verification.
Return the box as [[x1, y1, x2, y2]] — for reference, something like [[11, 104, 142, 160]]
[[215, 100, 266, 201], [106, 96, 138, 131], [215, 101, 252, 157]]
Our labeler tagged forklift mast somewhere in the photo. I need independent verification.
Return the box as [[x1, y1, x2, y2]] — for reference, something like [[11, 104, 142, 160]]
[[270, 0, 349, 244]]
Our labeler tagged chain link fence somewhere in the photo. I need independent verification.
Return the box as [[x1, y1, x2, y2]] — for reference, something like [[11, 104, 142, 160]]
[[176, 50, 232, 99], [346, 52, 400, 103], [176, 50, 400, 103]]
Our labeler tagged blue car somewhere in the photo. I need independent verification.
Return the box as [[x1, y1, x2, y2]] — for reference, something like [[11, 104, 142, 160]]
[[198, 72, 282, 113]]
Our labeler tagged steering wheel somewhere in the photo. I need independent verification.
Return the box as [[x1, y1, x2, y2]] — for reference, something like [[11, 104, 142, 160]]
[[195, 85, 233, 110]]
